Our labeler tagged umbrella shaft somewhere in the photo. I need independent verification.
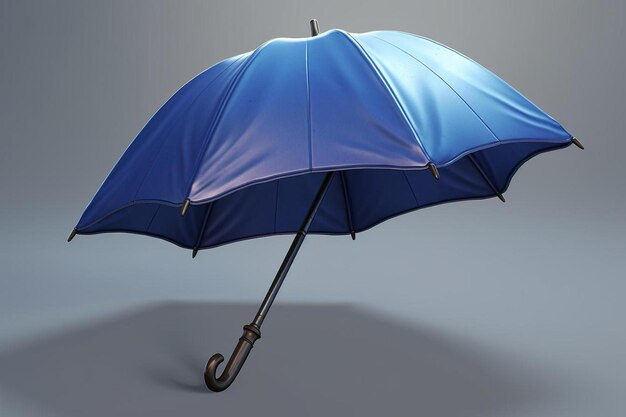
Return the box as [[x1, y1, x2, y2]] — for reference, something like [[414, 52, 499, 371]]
[[252, 171, 335, 327]]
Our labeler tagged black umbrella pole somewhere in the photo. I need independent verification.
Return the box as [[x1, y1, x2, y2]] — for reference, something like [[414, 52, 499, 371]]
[[204, 171, 335, 392]]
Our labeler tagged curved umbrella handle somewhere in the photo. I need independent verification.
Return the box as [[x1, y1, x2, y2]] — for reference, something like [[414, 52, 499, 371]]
[[204, 323, 261, 392]]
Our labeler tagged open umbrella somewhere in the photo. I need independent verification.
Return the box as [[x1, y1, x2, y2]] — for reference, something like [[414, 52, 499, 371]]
[[68, 19, 583, 392]]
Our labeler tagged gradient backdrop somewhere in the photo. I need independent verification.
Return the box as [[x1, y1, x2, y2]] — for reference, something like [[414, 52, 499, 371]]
[[1, 1, 625, 416]]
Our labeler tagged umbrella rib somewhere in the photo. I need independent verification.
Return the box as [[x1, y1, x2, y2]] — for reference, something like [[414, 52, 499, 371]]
[[273, 179, 280, 233], [339, 171, 356, 239], [144, 204, 162, 233], [192, 202, 213, 257], [401, 171, 420, 206], [467, 154, 505, 202], [338, 31, 433, 164]]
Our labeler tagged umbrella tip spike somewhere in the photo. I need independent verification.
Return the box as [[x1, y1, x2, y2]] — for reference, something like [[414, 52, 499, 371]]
[[310, 19, 320, 36], [350, 231, 356, 240], [192, 248, 198, 258], [427, 163, 440, 180], [571, 137, 584, 150], [67, 228, 78, 242], [181, 199, 191, 216], [497, 193, 506, 203]]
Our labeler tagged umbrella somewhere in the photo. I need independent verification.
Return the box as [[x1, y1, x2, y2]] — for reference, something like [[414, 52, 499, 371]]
[[68, 19, 583, 392]]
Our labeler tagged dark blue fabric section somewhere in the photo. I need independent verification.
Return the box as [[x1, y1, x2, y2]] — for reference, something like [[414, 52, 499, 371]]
[[77, 141, 569, 250], [471, 141, 566, 191], [77, 55, 248, 228]]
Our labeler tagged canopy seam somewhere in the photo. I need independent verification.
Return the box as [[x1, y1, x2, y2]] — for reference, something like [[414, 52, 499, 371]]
[[372, 34, 500, 142], [339, 31, 433, 163], [273, 179, 280, 233], [399, 31, 565, 127], [183, 41, 273, 203], [305, 40, 313, 169], [132, 56, 245, 202]]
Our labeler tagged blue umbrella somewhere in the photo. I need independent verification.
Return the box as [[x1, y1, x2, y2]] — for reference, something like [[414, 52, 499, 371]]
[[69, 20, 583, 391]]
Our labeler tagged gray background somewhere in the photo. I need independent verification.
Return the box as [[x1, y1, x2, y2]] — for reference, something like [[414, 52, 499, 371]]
[[1, 0, 624, 416]]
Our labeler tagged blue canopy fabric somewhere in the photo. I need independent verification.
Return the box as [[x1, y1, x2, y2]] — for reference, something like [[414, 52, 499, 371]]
[[74, 29, 573, 250]]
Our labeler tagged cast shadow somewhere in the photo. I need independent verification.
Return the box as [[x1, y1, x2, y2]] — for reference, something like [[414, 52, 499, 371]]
[[0, 302, 562, 416]]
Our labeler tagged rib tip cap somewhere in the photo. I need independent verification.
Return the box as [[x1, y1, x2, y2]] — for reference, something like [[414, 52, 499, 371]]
[[181, 199, 191, 216], [67, 228, 78, 242], [571, 137, 584, 150], [310, 19, 320, 36], [427, 163, 440, 180]]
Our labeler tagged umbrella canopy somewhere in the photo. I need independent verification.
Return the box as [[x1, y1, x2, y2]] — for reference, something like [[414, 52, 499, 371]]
[[72, 28, 575, 251]]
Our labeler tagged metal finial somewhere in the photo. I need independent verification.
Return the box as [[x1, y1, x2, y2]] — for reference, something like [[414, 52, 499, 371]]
[[192, 248, 198, 258], [497, 193, 506, 203], [427, 163, 440, 180], [571, 137, 584, 150], [67, 228, 78, 242], [310, 19, 320, 36], [350, 231, 356, 240], [181, 199, 191, 216]]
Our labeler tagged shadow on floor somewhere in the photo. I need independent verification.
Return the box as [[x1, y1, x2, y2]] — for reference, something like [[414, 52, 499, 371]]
[[0, 302, 562, 416]]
